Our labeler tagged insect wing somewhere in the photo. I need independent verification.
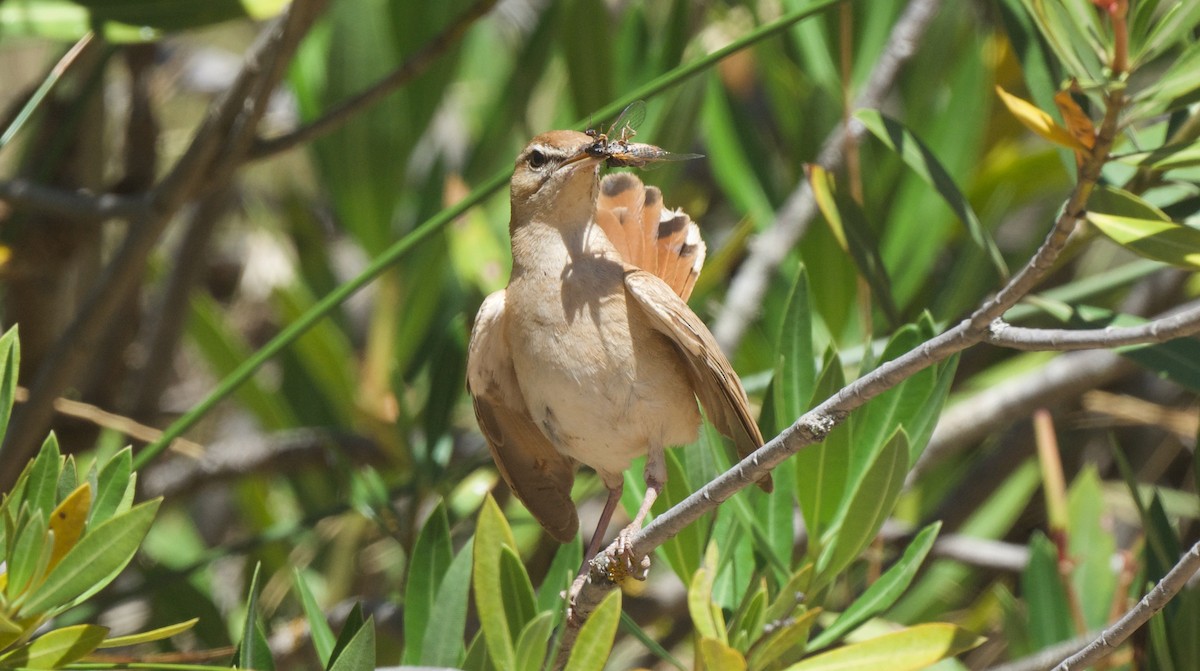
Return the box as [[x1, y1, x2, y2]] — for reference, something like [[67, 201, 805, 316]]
[[608, 100, 646, 142]]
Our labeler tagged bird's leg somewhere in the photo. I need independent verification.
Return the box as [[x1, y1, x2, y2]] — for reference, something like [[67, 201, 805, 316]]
[[615, 447, 666, 580], [583, 481, 624, 564]]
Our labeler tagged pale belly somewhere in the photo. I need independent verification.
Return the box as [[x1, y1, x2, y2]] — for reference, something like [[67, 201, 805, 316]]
[[507, 277, 700, 479]]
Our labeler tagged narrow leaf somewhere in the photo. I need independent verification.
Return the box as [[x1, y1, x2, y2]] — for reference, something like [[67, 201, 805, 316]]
[[97, 618, 198, 648], [1087, 212, 1200, 270], [473, 494, 517, 669], [293, 569, 336, 665], [995, 85, 1088, 150], [784, 623, 983, 671], [809, 522, 941, 649], [45, 483, 91, 572], [563, 589, 621, 671], [328, 616, 375, 671], [854, 109, 1008, 278], [0, 623, 108, 669]]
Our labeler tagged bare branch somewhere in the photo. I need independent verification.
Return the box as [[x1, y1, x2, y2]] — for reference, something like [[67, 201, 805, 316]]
[[987, 301, 1200, 350], [1051, 541, 1200, 671], [0, 178, 147, 220], [711, 0, 942, 353], [248, 0, 497, 160], [12, 386, 204, 455]]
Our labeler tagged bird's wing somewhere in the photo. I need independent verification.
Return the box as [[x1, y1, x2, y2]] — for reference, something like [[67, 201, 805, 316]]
[[597, 173, 705, 300], [467, 290, 579, 542], [623, 270, 772, 492]]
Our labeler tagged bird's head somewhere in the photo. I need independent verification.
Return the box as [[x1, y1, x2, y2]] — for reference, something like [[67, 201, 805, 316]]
[[509, 130, 603, 230]]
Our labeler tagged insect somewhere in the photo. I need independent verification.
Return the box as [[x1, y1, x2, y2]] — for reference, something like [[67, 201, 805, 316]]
[[585, 101, 703, 168]]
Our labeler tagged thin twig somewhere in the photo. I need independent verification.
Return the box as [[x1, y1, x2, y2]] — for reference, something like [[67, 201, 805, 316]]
[[12, 386, 204, 455], [986, 300, 1200, 350], [711, 0, 943, 353], [0, 178, 147, 220], [1051, 541, 1200, 671], [564, 85, 1126, 645], [248, 0, 498, 160]]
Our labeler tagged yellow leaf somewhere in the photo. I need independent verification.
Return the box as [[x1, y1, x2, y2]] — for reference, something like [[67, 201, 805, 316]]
[[45, 484, 92, 573], [784, 623, 983, 671], [699, 637, 747, 671], [996, 86, 1088, 151]]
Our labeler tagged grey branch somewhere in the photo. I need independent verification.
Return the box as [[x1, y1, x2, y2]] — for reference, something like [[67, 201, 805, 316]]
[[987, 300, 1200, 350], [1052, 541, 1200, 670], [711, 0, 942, 353], [0, 178, 147, 221]]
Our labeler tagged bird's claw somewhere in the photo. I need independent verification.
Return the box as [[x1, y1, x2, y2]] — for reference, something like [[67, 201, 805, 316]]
[[613, 527, 651, 581]]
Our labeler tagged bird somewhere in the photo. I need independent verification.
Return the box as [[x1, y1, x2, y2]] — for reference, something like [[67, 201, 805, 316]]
[[466, 129, 771, 570]]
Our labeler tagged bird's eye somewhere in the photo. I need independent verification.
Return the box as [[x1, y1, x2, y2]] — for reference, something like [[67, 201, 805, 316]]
[[528, 150, 548, 169]]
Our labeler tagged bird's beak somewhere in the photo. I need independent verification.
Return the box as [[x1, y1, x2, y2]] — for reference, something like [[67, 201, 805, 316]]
[[562, 147, 602, 169]]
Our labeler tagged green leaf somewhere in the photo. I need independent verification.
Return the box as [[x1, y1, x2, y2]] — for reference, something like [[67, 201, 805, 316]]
[[1087, 212, 1200, 270], [0, 326, 19, 444], [563, 589, 621, 671], [817, 431, 909, 586], [238, 563, 270, 671], [0, 623, 108, 669], [422, 538, 474, 668], [1066, 467, 1115, 629], [772, 265, 816, 435], [499, 545, 538, 639], [1022, 533, 1074, 649], [1089, 185, 1172, 221], [87, 447, 131, 530], [728, 580, 767, 652], [7, 511, 50, 602], [19, 498, 160, 616], [513, 611, 555, 671], [24, 433, 62, 518], [560, 0, 614, 117], [403, 500, 452, 665], [97, 618, 198, 648], [327, 603, 364, 670], [764, 563, 813, 624], [784, 623, 983, 671], [328, 616, 375, 671], [293, 569, 336, 665], [688, 543, 726, 644], [855, 109, 1007, 279], [808, 164, 900, 326], [473, 494, 518, 669], [810, 522, 941, 649], [795, 350, 849, 555], [747, 607, 821, 669], [704, 75, 775, 227], [536, 538, 581, 620]]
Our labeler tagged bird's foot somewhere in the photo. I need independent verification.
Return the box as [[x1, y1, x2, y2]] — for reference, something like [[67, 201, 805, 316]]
[[611, 525, 651, 582]]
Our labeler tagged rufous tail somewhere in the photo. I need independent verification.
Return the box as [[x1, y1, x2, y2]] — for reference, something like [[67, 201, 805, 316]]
[[595, 172, 705, 301]]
